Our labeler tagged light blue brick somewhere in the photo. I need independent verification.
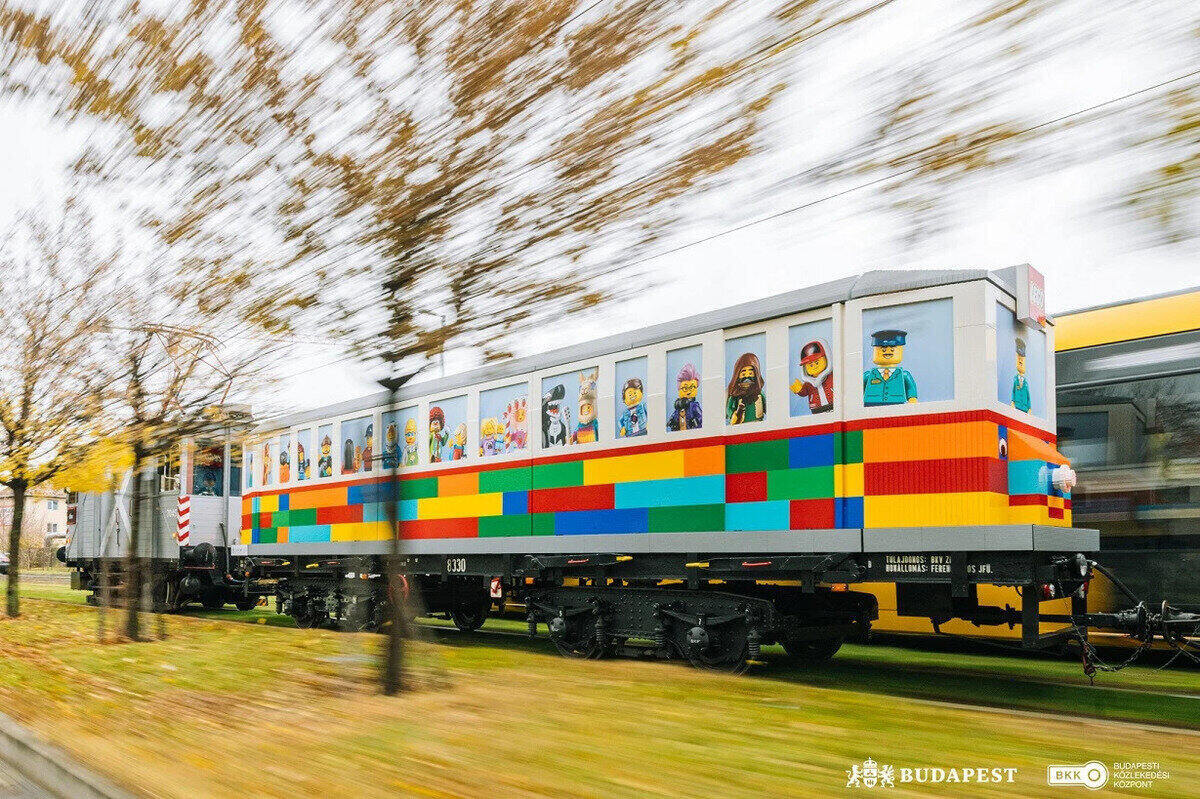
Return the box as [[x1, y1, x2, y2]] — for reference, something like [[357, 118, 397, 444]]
[[725, 500, 790, 531], [288, 524, 331, 543], [614, 475, 725, 509], [1008, 460, 1049, 495]]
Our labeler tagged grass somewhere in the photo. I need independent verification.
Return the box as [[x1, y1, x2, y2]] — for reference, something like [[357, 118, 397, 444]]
[[1, 591, 1199, 798]]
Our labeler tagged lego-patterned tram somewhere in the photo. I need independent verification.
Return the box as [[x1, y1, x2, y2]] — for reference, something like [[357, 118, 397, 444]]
[[64, 268, 1194, 668]]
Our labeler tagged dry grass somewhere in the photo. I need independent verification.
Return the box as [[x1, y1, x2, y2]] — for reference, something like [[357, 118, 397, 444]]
[[2, 598, 1199, 798]]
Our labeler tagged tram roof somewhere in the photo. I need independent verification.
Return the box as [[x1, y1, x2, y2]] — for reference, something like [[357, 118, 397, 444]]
[[256, 266, 1025, 432]]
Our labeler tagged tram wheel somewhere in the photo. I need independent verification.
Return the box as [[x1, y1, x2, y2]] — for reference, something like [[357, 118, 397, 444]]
[[234, 596, 258, 612], [782, 635, 844, 664], [671, 623, 750, 673], [451, 603, 487, 632], [200, 593, 225, 611], [547, 614, 606, 659]]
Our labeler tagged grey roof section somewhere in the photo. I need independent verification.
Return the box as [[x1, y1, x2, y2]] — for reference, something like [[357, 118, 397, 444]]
[[256, 266, 1021, 432]]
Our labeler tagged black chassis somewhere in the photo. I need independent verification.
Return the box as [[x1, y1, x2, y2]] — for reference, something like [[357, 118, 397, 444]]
[[251, 548, 1093, 650]]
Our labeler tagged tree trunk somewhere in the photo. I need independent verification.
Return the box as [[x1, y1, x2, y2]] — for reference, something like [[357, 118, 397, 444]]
[[124, 451, 144, 640], [5, 480, 27, 617], [383, 389, 405, 695]]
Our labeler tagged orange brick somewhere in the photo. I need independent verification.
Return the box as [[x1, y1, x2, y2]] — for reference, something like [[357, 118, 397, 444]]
[[1008, 429, 1069, 465], [863, 422, 996, 462], [289, 487, 349, 510], [438, 471, 479, 497], [683, 445, 725, 477], [276, 527, 288, 543]]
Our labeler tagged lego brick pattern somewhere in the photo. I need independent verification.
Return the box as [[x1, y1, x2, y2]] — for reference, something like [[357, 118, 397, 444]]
[[243, 412, 1075, 544]]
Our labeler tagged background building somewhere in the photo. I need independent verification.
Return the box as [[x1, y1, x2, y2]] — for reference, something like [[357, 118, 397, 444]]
[[0, 486, 70, 565]]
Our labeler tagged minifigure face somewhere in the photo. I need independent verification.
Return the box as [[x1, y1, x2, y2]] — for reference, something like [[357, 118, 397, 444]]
[[430, 418, 442, 434], [321, 437, 331, 456], [386, 424, 397, 446], [453, 424, 466, 446], [873, 344, 903, 367], [481, 418, 495, 437], [516, 402, 526, 423], [1016, 353, 1026, 375], [678, 379, 698, 399], [579, 401, 595, 424], [404, 419, 416, 445], [803, 354, 828, 377], [548, 403, 561, 422], [623, 385, 643, 408]]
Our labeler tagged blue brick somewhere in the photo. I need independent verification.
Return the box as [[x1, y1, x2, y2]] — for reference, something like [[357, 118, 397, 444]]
[[614, 475, 725, 509], [836, 497, 864, 528], [252, 496, 260, 513], [278, 493, 289, 511], [399, 499, 419, 521], [789, 433, 835, 468], [554, 508, 649, 535], [288, 524, 332, 543], [725, 500, 790, 531], [503, 491, 529, 515]]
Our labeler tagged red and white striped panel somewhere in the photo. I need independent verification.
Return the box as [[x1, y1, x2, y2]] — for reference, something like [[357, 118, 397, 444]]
[[176, 495, 191, 545]]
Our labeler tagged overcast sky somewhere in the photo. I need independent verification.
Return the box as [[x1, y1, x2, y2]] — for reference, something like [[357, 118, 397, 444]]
[[2, 2, 1195, 415]]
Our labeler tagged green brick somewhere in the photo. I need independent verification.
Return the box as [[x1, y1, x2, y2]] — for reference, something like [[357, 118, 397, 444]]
[[726, 439, 790, 474], [531, 460, 584, 489], [271, 510, 290, 527], [478, 514, 531, 537], [836, 429, 863, 464], [257, 528, 277, 544], [479, 466, 531, 494], [648, 504, 725, 533], [766, 466, 834, 500], [531, 513, 556, 535], [287, 507, 317, 526], [400, 477, 439, 500]]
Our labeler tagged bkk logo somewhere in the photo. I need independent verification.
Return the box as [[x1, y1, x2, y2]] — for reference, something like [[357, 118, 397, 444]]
[[846, 758, 1017, 789]]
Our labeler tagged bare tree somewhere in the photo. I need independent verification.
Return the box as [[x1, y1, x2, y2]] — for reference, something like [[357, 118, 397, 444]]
[[103, 265, 289, 641], [0, 204, 115, 618]]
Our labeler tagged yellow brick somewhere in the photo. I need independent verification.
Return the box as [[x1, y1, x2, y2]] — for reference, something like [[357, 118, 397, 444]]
[[258, 494, 279, 513], [583, 450, 686, 485], [1007, 505, 1047, 525], [864, 491, 1006, 527], [835, 463, 864, 497], [417, 492, 503, 520]]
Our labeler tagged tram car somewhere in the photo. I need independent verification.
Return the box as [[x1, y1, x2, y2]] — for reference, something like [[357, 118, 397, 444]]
[[69, 266, 1189, 667], [207, 264, 1113, 666]]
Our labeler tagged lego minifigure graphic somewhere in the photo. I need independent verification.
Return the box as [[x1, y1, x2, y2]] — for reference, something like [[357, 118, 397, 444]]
[[381, 422, 399, 469], [863, 329, 918, 406], [790, 338, 834, 414], [403, 418, 419, 466], [341, 438, 356, 474], [450, 422, 467, 460], [278, 447, 290, 482], [618, 377, 647, 438], [297, 442, 310, 480], [362, 423, 374, 471], [480, 417, 499, 456], [262, 442, 271, 484], [726, 352, 766, 424], [1011, 337, 1031, 413], [428, 406, 449, 462], [667, 362, 702, 431], [317, 435, 333, 477], [572, 374, 599, 444], [541, 383, 571, 447], [505, 399, 528, 452]]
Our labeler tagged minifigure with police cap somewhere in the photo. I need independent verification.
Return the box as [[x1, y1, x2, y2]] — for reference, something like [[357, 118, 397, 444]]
[[863, 329, 918, 406]]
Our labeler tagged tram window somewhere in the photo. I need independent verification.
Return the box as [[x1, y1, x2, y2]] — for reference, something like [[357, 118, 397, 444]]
[[244, 444, 254, 489], [296, 428, 312, 480], [540, 368, 598, 447], [789, 320, 835, 417], [996, 302, 1047, 418], [861, 298, 954, 407], [666, 345, 703, 433], [192, 439, 224, 497], [341, 415, 374, 474], [228, 445, 242, 496], [279, 432, 292, 482], [317, 423, 334, 477], [725, 333, 767, 425]]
